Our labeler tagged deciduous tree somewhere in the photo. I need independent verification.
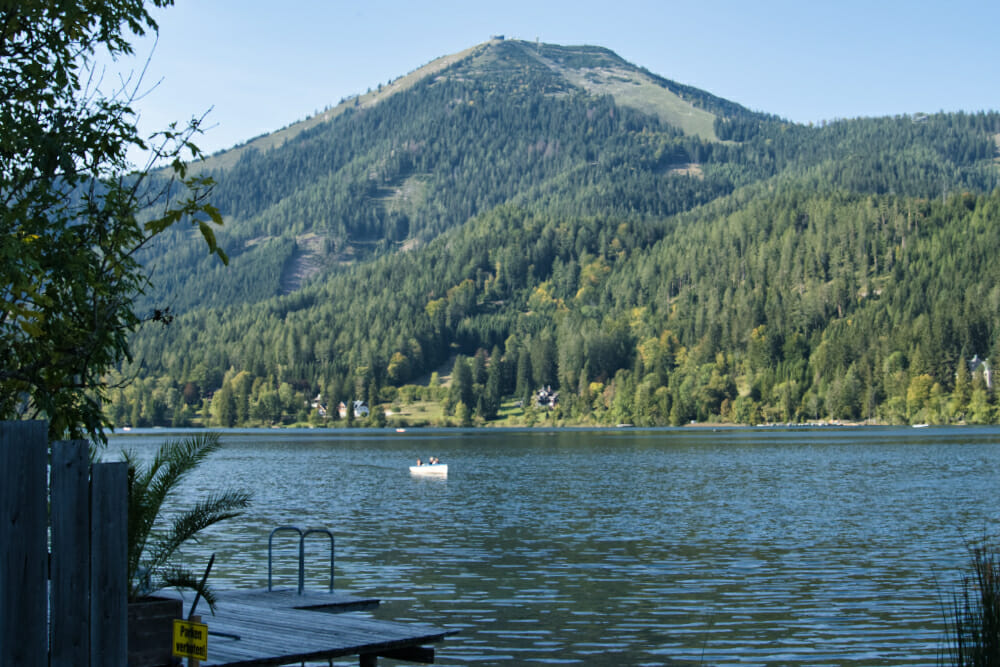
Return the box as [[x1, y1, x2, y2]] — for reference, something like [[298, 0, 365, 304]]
[[0, 0, 227, 441]]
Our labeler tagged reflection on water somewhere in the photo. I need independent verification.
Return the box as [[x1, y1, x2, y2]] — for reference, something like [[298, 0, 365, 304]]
[[112, 427, 1000, 665]]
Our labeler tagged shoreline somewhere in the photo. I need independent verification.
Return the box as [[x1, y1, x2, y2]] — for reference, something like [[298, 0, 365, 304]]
[[110, 420, 959, 438]]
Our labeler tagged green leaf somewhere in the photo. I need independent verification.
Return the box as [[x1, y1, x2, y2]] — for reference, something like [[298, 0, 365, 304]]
[[197, 221, 217, 253], [145, 210, 183, 234], [203, 203, 224, 226]]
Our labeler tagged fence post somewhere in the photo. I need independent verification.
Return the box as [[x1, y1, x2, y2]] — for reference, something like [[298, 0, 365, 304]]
[[91, 461, 128, 667], [50, 440, 91, 666], [0, 421, 48, 667]]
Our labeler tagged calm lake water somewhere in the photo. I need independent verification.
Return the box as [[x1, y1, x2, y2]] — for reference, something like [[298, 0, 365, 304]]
[[111, 426, 1000, 666]]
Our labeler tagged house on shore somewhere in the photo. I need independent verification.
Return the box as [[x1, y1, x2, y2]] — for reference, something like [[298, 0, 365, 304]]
[[969, 355, 992, 389], [535, 386, 559, 410], [337, 400, 370, 419]]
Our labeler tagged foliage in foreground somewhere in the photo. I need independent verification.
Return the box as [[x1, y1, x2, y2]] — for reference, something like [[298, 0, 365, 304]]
[[0, 0, 226, 442], [944, 539, 1000, 666], [124, 433, 251, 609]]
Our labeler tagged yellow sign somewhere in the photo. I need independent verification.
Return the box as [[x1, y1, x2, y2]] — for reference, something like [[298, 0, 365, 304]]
[[172, 618, 208, 660]]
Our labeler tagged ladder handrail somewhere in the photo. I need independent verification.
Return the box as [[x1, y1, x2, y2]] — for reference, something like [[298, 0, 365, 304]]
[[267, 525, 335, 594], [302, 528, 335, 593], [267, 525, 303, 592]]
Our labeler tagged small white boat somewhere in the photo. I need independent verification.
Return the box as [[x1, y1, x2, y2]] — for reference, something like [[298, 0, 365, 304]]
[[912, 423, 929, 428], [409, 463, 448, 476]]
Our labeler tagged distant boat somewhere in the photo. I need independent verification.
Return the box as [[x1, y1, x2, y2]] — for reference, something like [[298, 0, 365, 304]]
[[912, 423, 929, 428], [409, 463, 447, 476]]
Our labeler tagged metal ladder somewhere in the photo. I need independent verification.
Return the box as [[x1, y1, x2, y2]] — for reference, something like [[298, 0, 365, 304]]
[[267, 525, 334, 594]]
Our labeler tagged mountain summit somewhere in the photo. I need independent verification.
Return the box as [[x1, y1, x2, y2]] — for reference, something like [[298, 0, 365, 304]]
[[204, 37, 739, 173], [118, 40, 1000, 429]]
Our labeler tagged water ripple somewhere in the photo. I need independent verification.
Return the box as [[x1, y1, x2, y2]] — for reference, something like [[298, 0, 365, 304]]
[[111, 427, 1000, 665]]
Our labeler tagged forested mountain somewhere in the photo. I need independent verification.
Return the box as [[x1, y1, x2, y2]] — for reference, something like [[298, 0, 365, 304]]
[[108, 38, 1000, 428]]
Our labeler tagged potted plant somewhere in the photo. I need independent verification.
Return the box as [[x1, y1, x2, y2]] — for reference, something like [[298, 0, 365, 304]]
[[123, 433, 251, 667]]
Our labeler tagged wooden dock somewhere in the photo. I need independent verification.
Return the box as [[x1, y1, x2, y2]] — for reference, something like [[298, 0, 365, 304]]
[[171, 588, 456, 666], [205, 588, 381, 613]]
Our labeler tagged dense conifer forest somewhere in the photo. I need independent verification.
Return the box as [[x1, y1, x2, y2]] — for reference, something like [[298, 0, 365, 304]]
[[108, 39, 1000, 428]]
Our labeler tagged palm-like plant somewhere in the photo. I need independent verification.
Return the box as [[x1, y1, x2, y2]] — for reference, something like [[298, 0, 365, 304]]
[[124, 433, 251, 611]]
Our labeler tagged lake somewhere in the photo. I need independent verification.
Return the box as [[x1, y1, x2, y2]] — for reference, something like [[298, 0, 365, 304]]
[[111, 426, 1000, 666]]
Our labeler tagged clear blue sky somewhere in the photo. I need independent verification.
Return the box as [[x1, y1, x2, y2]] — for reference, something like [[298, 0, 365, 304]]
[[103, 0, 1000, 158]]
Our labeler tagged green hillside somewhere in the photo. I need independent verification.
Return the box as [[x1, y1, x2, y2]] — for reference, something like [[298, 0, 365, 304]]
[[110, 40, 1000, 429]]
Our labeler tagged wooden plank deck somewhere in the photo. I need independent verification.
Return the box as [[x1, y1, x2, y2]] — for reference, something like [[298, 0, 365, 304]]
[[208, 588, 381, 613], [168, 589, 455, 666]]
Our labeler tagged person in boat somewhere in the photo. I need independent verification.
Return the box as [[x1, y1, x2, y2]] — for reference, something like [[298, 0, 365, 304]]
[[416, 458, 423, 466]]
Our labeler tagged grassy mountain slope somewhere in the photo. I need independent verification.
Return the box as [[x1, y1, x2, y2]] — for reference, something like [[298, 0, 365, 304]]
[[116, 40, 1000, 429]]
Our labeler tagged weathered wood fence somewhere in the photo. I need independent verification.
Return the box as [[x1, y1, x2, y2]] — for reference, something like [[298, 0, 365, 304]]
[[0, 421, 127, 667]]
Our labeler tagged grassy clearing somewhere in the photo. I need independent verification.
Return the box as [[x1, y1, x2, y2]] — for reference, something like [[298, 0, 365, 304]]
[[385, 400, 447, 427], [558, 65, 718, 140]]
